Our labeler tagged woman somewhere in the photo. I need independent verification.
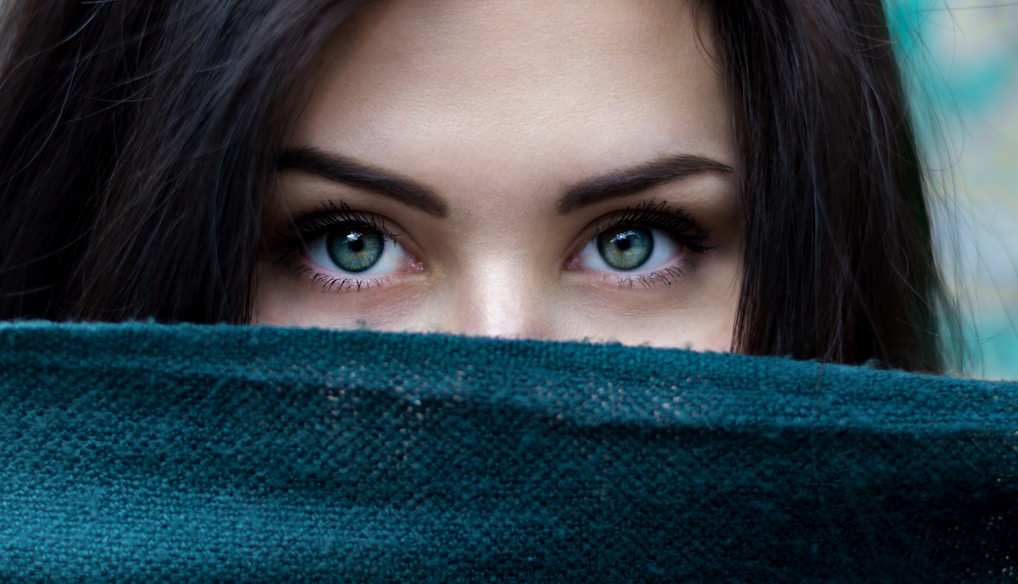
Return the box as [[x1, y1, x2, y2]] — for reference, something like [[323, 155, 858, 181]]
[[0, 0, 957, 372]]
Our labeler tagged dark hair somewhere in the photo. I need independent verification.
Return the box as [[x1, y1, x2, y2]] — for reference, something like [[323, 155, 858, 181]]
[[704, 2, 958, 372], [0, 0, 958, 372]]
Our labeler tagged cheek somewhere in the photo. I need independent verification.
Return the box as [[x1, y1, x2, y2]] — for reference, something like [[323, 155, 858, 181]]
[[561, 294, 737, 351], [558, 253, 741, 350], [252, 263, 423, 330], [616, 309, 736, 351]]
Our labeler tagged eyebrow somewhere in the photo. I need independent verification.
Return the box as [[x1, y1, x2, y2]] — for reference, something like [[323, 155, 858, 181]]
[[279, 148, 732, 218], [279, 148, 449, 218], [556, 154, 734, 213]]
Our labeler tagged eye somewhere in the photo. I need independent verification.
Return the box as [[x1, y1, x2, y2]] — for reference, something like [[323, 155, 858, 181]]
[[578, 225, 678, 272], [305, 221, 410, 276]]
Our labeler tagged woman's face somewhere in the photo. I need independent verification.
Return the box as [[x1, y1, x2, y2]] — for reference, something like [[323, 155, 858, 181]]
[[255, 0, 741, 351]]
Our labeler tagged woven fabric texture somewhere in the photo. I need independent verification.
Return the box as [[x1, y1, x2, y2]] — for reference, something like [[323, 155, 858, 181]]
[[0, 322, 1015, 582]]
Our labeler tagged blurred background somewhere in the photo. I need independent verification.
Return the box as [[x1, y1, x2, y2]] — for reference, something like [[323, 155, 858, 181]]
[[889, 0, 1018, 379]]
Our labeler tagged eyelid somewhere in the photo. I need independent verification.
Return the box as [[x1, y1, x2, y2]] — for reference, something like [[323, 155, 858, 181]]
[[270, 200, 420, 263], [290, 201, 404, 246], [569, 200, 712, 261]]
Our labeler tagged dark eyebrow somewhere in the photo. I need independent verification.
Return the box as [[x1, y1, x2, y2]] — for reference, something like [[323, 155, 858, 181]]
[[278, 147, 449, 218], [557, 154, 734, 213]]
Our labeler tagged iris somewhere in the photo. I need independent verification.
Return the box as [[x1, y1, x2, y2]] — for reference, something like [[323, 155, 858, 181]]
[[596, 227, 654, 271], [326, 226, 384, 273]]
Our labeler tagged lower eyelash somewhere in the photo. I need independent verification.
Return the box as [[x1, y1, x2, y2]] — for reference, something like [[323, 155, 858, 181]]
[[291, 265, 390, 293], [612, 264, 693, 289], [313, 274, 389, 293]]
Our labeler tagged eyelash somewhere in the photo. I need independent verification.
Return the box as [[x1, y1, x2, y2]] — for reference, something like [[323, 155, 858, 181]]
[[271, 201, 408, 293], [270, 199, 713, 292], [579, 200, 712, 288]]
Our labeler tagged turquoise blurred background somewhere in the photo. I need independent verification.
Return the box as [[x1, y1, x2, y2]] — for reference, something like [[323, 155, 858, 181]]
[[889, 0, 1018, 379]]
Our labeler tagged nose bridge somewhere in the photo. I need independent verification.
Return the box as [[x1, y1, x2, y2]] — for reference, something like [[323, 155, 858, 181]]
[[446, 259, 549, 340]]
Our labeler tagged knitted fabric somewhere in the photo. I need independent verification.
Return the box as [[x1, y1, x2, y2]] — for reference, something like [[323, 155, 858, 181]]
[[0, 322, 1015, 582]]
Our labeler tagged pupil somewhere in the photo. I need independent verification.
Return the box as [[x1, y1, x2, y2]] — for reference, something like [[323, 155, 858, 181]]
[[347, 235, 365, 253]]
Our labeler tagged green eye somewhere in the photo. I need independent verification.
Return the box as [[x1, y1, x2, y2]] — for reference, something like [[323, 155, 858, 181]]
[[326, 226, 384, 273], [596, 226, 654, 271]]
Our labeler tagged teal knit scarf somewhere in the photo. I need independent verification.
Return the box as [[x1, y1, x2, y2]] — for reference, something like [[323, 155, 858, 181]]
[[1, 323, 1015, 582]]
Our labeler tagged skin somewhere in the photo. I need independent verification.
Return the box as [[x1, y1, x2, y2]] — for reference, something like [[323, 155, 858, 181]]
[[254, 0, 741, 351]]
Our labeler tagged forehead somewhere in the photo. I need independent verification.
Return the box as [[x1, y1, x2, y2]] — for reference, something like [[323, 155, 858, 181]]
[[291, 0, 730, 194]]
